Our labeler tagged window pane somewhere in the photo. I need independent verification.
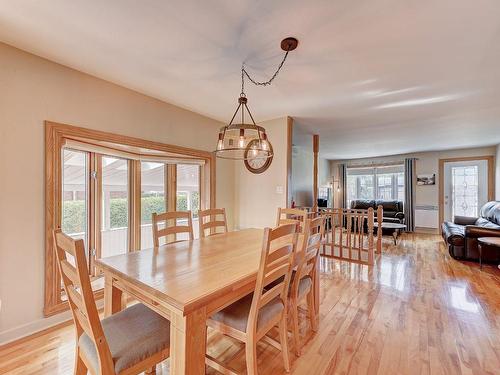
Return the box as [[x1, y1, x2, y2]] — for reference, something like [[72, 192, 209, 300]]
[[377, 174, 392, 200], [346, 167, 404, 205], [358, 175, 374, 200], [346, 175, 357, 207], [176, 164, 200, 239], [140, 162, 166, 249], [101, 157, 129, 257], [397, 172, 405, 201], [61, 149, 88, 249]]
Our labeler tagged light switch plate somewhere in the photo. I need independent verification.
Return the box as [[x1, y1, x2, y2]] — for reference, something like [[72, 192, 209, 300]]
[[276, 185, 284, 194]]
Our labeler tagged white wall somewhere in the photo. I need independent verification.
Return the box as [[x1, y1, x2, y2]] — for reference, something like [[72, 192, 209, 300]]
[[0, 42, 235, 343], [329, 146, 497, 226], [234, 117, 289, 229], [496, 144, 500, 200]]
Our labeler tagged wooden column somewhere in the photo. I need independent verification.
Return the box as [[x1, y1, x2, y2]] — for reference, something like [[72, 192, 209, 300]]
[[312, 134, 319, 211]]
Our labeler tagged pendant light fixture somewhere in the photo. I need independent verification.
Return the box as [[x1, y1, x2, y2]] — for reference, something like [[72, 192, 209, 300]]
[[215, 37, 299, 160]]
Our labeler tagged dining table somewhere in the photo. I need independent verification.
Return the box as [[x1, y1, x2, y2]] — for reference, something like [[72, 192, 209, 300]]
[[96, 228, 318, 375]]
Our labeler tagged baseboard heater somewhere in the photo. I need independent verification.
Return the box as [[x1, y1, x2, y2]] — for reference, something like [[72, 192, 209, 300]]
[[415, 205, 439, 229]]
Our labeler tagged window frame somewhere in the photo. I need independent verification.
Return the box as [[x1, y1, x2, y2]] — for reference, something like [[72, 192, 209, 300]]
[[45, 121, 215, 317], [346, 166, 404, 206]]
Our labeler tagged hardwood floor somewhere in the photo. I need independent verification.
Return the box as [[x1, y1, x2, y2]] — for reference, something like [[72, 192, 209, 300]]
[[1, 234, 499, 374]]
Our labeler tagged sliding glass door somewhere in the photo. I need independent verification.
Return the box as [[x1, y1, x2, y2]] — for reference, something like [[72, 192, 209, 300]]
[[100, 156, 129, 257], [140, 162, 167, 249], [176, 164, 200, 239], [61, 149, 89, 246]]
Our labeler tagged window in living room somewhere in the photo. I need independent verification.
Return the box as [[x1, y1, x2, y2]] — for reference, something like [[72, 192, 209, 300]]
[[346, 165, 404, 207]]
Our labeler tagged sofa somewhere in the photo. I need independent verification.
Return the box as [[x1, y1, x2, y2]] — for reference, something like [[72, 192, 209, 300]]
[[350, 199, 405, 224], [441, 201, 500, 261]]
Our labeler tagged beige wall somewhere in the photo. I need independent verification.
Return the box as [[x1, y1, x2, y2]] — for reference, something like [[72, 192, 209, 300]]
[[318, 157, 331, 188], [496, 144, 500, 200], [291, 145, 313, 206], [0, 42, 235, 343], [234, 117, 289, 229], [291, 143, 330, 207], [330, 146, 497, 210]]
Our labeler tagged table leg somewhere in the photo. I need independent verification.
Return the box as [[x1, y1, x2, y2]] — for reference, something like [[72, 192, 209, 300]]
[[170, 307, 207, 375], [104, 274, 123, 317], [479, 245, 483, 270], [392, 230, 398, 245]]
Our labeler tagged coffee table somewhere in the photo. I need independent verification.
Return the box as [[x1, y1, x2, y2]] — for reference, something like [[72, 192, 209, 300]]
[[374, 222, 406, 245], [477, 237, 500, 269]]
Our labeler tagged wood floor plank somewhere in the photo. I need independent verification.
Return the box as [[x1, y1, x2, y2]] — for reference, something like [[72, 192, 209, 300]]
[[1, 234, 499, 375]]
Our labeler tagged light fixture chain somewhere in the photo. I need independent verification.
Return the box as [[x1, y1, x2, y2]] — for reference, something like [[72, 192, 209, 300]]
[[241, 49, 290, 92]]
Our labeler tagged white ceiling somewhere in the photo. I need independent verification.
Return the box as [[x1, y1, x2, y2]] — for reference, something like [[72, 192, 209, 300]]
[[1, 0, 500, 159]]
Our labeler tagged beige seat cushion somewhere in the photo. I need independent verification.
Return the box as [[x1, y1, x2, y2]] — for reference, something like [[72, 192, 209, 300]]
[[265, 271, 313, 298], [210, 293, 284, 333], [79, 303, 170, 373]]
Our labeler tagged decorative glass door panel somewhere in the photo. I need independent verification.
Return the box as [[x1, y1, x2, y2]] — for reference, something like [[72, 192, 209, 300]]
[[451, 165, 478, 218], [443, 160, 488, 222]]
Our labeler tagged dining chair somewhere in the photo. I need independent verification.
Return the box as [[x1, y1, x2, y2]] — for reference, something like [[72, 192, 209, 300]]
[[276, 207, 307, 232], [52, 229, 170, 375], [206, 223, 299, 375], [152, 210, 194, 246], [198, 208, 228, 238], [289, 216, 324, 356]]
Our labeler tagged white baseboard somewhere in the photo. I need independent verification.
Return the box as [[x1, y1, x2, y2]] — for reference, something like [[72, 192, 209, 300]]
[[0, 300, 104, 346], [0, 310, 73, 346], [415, 227, 440, 234]]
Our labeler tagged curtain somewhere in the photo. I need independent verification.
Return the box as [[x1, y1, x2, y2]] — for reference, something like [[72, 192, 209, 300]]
[[404, 158, 416, 231], [338, 163, 347, 208]]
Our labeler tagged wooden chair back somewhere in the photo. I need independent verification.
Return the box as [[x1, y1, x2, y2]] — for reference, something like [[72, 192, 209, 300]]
[[152, 211, 194, 246], [198, 208, 228, 238], [247, 223, 298, 336], [291, 217, 325, 296], [276, 207, 307, 232], [52, 229, 114, 373]]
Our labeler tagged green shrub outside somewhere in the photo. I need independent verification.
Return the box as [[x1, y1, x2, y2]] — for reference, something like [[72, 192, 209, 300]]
[[141, 196, 165, 224], [62, 194, 199, 233], [62, 200, 86, 234], [109, 198, 128, 228]]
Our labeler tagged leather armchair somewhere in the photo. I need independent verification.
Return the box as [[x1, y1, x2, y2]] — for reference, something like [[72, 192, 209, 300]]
[[465, 225, 500, 238], [454, 216, 477, 225], [442, 201, 500, 262]]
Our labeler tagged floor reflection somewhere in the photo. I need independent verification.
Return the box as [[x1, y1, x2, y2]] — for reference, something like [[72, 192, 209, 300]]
[[448, 283, 480, 313]]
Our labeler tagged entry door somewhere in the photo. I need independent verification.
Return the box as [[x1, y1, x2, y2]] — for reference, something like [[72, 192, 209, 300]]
[[443, 159, 488, 222]]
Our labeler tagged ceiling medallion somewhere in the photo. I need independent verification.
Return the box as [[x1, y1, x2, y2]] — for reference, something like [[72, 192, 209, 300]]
[[215, 37, 298, 171]]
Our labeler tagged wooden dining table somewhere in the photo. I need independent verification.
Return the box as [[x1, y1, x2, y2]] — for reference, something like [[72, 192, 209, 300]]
[[96, 228, 318, 375]]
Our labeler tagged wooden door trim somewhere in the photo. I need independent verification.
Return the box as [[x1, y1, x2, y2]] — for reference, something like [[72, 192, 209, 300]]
[[438, 155, 495, 226]]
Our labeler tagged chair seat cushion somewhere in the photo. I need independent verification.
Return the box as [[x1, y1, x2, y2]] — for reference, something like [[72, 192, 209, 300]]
[[79, 303, 170, 373], [210, 293, 284, 333], [265, 271, 313, 298]]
